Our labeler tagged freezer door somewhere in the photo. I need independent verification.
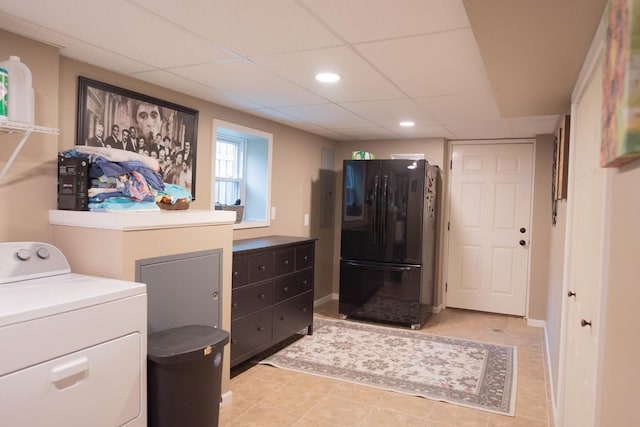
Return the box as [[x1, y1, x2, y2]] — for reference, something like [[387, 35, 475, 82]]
[[341, 159, 426, 263], [339, 260, 430, 327]]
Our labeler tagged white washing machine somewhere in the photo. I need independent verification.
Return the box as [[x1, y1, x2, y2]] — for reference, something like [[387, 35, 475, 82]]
[[0, 242, 147, 427]]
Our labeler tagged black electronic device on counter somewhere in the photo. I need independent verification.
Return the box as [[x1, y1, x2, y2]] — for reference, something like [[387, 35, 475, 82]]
[[57, 156, 89, 210]]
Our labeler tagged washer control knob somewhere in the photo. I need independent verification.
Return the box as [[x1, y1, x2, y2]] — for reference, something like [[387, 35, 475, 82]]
[[16, 249, 31, 261], [37, 247, 50, 259]]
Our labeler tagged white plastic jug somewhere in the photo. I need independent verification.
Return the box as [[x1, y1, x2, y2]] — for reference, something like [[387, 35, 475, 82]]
[[0, 56, 34, 124]]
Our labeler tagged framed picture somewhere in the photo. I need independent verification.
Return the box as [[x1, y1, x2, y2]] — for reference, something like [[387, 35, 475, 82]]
[[76, 76, 199, 198], [601, 0, 640, 167]]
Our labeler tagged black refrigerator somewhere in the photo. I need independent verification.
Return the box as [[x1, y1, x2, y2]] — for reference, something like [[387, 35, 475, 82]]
[[339, 159, 440, 329]]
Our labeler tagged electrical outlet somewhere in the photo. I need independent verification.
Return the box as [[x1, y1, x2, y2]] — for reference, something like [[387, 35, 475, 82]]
[[304, 213, 309, 226], [271, 206, 276, 220]]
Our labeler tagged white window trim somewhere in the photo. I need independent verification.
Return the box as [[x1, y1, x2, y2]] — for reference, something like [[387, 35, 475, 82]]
[[212, 119, 272, 229]]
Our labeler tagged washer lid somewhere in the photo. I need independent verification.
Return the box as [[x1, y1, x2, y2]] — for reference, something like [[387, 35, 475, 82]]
[[0, 273, 146, 327]]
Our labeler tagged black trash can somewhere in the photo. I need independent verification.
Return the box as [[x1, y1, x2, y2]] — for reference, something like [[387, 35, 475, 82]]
[[147, 325, 229, 427]]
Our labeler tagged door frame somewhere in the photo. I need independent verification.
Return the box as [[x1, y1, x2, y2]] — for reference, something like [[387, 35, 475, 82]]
[[443, 139, 536, 315]]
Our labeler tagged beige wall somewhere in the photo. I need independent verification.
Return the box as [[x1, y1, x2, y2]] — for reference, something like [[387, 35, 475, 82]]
[[545, 199, 567, 399], [0, 30, 60, 242], [597, 161, 640, 426], [529, 135, 554, 320]]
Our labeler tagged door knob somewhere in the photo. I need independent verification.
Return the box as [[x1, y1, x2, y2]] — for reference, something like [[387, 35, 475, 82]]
[[568, 291, 576, 298], [581, 319, 592, 328], [519, 240, 526, 246]]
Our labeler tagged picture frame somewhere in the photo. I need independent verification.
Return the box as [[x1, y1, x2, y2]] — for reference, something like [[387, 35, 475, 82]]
[[76, 76, 199, 198], [554, 115, 570, 201], [601, 0, 640, 167]]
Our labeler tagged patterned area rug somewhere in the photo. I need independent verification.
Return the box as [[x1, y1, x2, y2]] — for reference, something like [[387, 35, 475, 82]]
[[260, 318, 517, 416]]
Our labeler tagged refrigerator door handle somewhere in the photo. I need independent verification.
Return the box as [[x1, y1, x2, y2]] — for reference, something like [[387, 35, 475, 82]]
[[344, 261, 413, 272], [372, 175, 380, 244], [381, 175, 388, 245]]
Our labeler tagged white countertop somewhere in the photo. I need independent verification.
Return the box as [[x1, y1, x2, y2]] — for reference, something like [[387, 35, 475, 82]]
[[49, 209, 236, 231]]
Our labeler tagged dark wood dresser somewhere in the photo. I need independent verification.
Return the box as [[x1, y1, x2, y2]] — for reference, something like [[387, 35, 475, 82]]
[[230, 236, 316, 367]]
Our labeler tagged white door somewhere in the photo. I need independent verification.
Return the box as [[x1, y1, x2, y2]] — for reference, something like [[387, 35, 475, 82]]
[[446, 143, 533, 315], [558, 53, 604, 427]]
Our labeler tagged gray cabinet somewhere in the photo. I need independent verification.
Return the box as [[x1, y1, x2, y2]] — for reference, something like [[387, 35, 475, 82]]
[[230, 236, 315, 367], [136, 249, 222, 334]]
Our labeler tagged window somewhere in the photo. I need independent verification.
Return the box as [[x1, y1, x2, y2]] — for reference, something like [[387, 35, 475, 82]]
[[212, 120, 272, 228], [215, 137, 245, 205]]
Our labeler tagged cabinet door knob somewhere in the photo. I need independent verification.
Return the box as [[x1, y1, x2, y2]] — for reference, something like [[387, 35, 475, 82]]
[[303, 255, 309, 261], [232, 302, 238, 307], [568, 291, 576, 298], [519, 240, 526, 246], [259, 265, 266, 271], [301, 280, 307, 285], [301, 307, 307, 313], [283, 286, 289, 292], [257, 326, 264, 332], [520, 227, 526, 233], [233, 271, 238, 277], [283, 259, 289, 265], [258, 293, 266, 299], [581, 319, 592, 328], [231, 339, 237, 344]]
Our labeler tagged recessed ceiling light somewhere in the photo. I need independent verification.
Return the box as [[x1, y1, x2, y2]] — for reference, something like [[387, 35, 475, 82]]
[[315, 72, 340, 83], [399, 121, 415, 127]]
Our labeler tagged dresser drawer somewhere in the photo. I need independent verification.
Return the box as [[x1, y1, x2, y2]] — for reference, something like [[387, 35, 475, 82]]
[[230, 310, 272, 366], [273, 269, 314, 303], [295, 244, 314, 270], [231, 281, 273, 320], [232, 254, 249, 288], [274, 248, 295, 277], [248, 252, 274, 283], [272, 291, 313, 343]]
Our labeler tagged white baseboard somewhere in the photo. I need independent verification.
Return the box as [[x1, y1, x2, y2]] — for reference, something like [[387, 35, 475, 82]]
[[431, 304, 444, 314], [221, 390, 233, 406], [526, 318, 546, 328], [542, 325, 559, 427], [313, 293, 337, 307]]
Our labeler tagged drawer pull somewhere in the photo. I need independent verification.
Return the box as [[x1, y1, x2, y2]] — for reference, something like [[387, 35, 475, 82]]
[[231, 339, 238, 344], [232, 302, 238, 307], [303, 255, 309, 261], [51, 357, 88, 384], [282, 286, 289, 292], [233, 271, 238, 277], [301, 280, 307, 285], [301, 307, 307, 313], [283, 259, 290, 265], [259, 265, 267, 271], [258, 293, 266, 299], [257, 326, 264, 331]]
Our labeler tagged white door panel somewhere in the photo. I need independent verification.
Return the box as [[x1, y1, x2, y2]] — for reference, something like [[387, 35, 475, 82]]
[[447, 143, 533, 315]]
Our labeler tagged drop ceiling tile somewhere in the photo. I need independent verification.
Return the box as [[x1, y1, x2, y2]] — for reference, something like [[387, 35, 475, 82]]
[[130, 0, 343, 56], [509, 115, 560, 137], [355, 29, 492, 98], [167, 61, 328, 107], [339, 99, 438, 127], [333, 127, 399, 140], [132, 69, 264, 110], [445, 120, 513, 139], [386, 124, 455, 139], [415, 92, 502, 124], [0, 0, 235, 68], [302, 0, 469, 43], [275, 104, 377, 129], [251, 46, 405, 102], [0, 13, 154, 74]]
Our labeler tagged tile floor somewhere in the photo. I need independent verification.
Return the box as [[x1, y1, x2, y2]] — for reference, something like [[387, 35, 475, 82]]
[[220, 300, 554, 427]]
